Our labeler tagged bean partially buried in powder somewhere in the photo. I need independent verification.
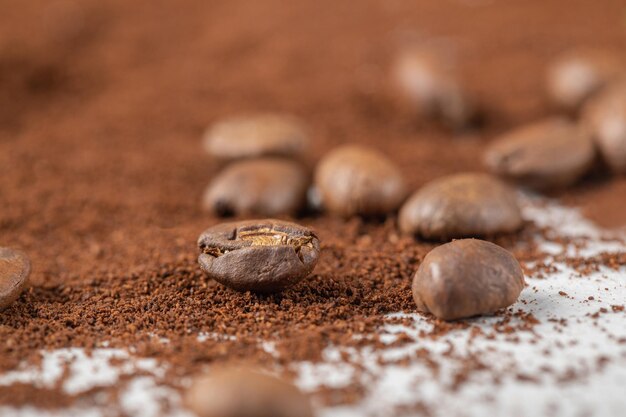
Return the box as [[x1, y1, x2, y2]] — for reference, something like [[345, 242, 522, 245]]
[[484, 117, 595, 189], [203, 158, 309, 217], [546, 49, 622, 111], [0, 247, 31, 311], [185, 366, 314, 417], [399, 173, 522, 240], [392, 46, 476, 129], [197, 219, 320, 293], [583, 80, 626, 174], [314, 145, 407, 217], [203, 113, 309, 160], [413, 239, 525, 321]]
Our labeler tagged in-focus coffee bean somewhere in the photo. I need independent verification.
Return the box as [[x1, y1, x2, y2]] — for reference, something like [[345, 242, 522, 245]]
[[197, 219, 320, 293], [203, 113, 309, 160], [203, 158, 309, 217], [185, 366, 314, 417], [484, 117, 596, 189], [0, 247, 31, 310], [399, 173, 522, 240], [314, 145, 407, 217], [392, 46, 475, 128], [583, 79, 626, 174], [546, 49, 622, 111], [413, 239, 525, 321]]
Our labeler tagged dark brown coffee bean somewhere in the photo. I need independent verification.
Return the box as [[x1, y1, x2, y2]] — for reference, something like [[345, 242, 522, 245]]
[[185, 366, 314, 417], [203, 113, 309, 160], [546, 49, 622, 111], [0, 247, 31, 310], [399, 173, 522, 240], [314, 145, 407, 217], [197, 219, 320, 293], [413, 239, 525, 321], [484, 117, 595, 189], [392, 47, 475, 128], [583, 80, 626, 174], [203, 158, 309, 217]]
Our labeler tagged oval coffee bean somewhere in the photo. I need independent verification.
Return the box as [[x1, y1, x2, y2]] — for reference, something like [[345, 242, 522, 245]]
[[203, 113, 309, 160], [399, 173, 522, 240], [546, 49, 622, 111], [185, 366, 314, 417], [197, 219, 320, 293], [314, 145, 407, 217], [392, 47, 475, 128], [413, 239, 525, 321], [0, 247, 31, 310], [203, 158, 309, 217], [583, 80, 626, 174], [484, 117, 595, 189]]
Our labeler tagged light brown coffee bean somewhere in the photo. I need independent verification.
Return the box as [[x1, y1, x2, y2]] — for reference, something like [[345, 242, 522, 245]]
[[203, 158, 309, 217], [583, 80, 626, 174], [314, 145, 407, 217], [203, 113, 309, 160], [484, 117, 595, 189], [197, 219, 320, 293], [185, 366, 314, 417], [0, 247, 31, 310], [413, 239, 525, 321], [392, 47, 475, 128], [546, 49, 622, 111], [399, 173, 522, 240]]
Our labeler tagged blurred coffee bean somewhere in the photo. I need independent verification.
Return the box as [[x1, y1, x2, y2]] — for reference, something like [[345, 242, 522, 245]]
[[413, 239, 525, 321], [314, 145, 407, 217], [546, 49, 623, 111], [185, 366, 314, 417], [583, 79, 626, 174], [484, 118, 595, 189], [0, 247, 31, 310], [197, 219, 320, 293], [392, 47, 475, 128], [203, 113, 309, 160], [399, 173, 522, 240], [203, 158, 308, 217]]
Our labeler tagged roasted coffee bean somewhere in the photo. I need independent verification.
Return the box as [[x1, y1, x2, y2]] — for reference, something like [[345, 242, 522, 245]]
[[484, 117, 595, 189], [546, 49, 622, 111], [197, 219, 320, 293], [314, 145, 407, 217], [583, 80, 626, 174], [413, 239, 525, 321], [399, 173, 522, 240], [203, 113, 309, 160], [203, 158, 309, 217], [392, 47, 475, 128], [0, 247, 31, 310], [185, 366, 314, 417]]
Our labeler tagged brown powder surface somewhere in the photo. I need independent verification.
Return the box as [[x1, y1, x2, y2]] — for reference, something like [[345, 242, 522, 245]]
[[1, 0, 626, 414]]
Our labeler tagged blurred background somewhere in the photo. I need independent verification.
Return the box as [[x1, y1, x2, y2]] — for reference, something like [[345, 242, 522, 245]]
[[1, 0, 625, 278]]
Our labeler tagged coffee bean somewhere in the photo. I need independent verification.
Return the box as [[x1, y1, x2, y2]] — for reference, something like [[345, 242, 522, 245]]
[[203, 113, 309, 160], [203, 158, 309, 217], [392, 47, 475, 128], [413, 239, 525, 321], [583, 79, 626, 174], [399, 173, 522, 240], [0, 247, 31, 310], [484, 117, 595, 189], [197, 219, 320, 293], [185, 366, 314, 417], [546, 49, 622, 111], [314, 145, 407, 217]]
